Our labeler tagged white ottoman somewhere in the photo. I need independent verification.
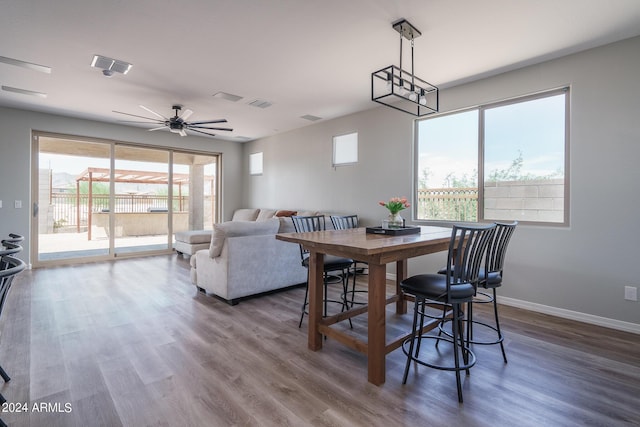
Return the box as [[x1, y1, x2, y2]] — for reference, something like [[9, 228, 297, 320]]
[[174, 230, 212, 257]]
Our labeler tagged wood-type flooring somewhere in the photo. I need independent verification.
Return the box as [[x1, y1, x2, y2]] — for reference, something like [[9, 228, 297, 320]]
[[0, 255, 638, 426]]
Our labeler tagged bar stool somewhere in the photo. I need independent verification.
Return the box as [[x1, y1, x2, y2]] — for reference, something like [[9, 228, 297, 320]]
[[291, 215, 354, 328], [401, 223, 496, 403], [437, 221, 517, 363], [330, 214, 368, 307], [468, 221, 517, 362], [2, 234, 24, 245], [0, 255, 27, 417]]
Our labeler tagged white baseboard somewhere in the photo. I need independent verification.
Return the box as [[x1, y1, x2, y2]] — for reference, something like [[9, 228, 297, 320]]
[[386, 273, 640, 335], [497, 296, 640, 335]]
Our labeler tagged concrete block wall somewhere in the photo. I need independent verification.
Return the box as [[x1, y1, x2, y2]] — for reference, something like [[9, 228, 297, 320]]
[[484, 179, 564, 222]]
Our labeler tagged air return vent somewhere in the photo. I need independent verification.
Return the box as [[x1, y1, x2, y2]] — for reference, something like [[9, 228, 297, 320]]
[[212, 91, 243, 102], [2, 86, 47, 98], [300, 114, 322, 122], [248, 99, 273, 109]]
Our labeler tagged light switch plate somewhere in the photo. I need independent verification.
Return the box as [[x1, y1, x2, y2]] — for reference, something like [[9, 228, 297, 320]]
[[14, 200, 22, 209]]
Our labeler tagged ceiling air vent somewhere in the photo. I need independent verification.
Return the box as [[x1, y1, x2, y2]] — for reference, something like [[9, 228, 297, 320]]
[[212, 91, 243, 102], [0, 55, 51, 73], [300, 114, 322, 122], [248, 99, 273, 109], [2, 85, 47, 98]]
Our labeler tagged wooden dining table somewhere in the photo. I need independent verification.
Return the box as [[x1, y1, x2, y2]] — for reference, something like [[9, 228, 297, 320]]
[[276, 225, 453, 385]]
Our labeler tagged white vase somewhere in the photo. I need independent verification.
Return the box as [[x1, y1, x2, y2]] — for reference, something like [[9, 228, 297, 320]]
[[388, 212, 404, 228]]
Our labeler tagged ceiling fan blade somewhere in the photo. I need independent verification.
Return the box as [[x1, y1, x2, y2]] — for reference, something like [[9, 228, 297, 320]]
[[179, 129, 187, 137], [113, 110, 163, 122], [117, 120, 166, 124], [148, 126, 168, 132], [188, 128, 218, 137], [187, 119, 227, 125], [188, 125, 233, 132], [180, 109, 194, 121], [139, 105, 169, 120]]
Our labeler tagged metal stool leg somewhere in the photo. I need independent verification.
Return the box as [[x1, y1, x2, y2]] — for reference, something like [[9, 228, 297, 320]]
[[0, 365, 9, 383]]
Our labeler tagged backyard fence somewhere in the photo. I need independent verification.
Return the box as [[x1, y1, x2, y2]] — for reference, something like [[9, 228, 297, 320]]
[[416, 187, 478, 222], [50, 193, 190, 229], [416, 179, 564, 223]]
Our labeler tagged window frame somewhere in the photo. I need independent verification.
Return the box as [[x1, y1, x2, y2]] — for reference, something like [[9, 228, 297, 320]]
[[413, 87, 570, 226]]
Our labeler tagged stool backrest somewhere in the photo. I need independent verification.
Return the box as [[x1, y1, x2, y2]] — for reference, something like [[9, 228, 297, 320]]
[[447, 223, 496, 291], [330, 215, 359, 230], [291, 215, 327, 262], [0, 256, 26, 318], [2, 233, 25, 245], [486, 221, 517, 274], [0, 242, 22, 257]]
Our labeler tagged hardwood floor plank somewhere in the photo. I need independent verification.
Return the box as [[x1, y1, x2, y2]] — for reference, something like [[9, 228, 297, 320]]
[[0, 255, 637, 426], [73, 391, 123, 427]]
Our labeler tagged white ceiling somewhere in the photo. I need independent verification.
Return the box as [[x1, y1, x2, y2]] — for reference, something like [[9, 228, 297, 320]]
[[1, 0, 640, 142]]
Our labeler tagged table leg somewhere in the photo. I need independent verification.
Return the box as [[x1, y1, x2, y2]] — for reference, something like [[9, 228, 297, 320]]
[[368, 262, 387, 385], [308, 251, 324, 351], [395, 259, 408, 314]]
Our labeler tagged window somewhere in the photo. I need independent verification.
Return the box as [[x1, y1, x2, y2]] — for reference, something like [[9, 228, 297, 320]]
[[415, 88, 569, 225], [332, 132, 358, 166], [249, 152, 263, 175]]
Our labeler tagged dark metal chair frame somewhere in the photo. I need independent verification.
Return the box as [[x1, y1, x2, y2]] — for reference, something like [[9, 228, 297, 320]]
[[2, 233, 24, 245], [401, 223, 496, 403], [329, 214, 368, 307], [436, 221, 517, 363], [0, 255, 26, 419], [466, 221, 517, 362], [291, 215, 354, 328]]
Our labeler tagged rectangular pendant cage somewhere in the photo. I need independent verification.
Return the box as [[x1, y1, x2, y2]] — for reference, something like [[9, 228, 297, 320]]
[[371, 65, 438, 117]]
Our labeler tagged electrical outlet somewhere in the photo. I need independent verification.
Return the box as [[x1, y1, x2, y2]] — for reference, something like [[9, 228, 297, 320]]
[[624, 286, 638, 301], [0, 200, 2, 208], [14, 200, 22, 209]]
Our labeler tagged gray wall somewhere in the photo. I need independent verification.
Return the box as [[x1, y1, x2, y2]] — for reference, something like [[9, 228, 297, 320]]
[[242, 36, 640, 330], [0, 107, 245, 263]]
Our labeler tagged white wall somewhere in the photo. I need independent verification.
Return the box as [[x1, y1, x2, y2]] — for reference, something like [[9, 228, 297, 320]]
[[243, 36, 640, 329], [0, 107, 245, 263]]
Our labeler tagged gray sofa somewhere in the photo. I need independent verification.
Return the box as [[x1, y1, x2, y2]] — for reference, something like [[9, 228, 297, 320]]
[[190, 209, 313, 304]]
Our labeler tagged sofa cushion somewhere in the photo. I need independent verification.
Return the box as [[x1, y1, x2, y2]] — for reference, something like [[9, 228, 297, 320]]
[[232, 208, 260, 221], [209, 218, 280, 258], [297, 210, 321, 217], [175, 230, 212, 244], [256, 209, 278, 221]]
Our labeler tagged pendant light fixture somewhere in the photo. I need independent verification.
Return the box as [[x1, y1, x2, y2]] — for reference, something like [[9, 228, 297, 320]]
[[371, 19, 439, 116]]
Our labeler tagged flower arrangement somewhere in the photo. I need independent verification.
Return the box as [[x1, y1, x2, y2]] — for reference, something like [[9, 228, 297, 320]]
[[378, 197, 410, 214]]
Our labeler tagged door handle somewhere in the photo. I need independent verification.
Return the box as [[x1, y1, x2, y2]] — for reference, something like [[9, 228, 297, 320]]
[[33, 202, 39, 217]]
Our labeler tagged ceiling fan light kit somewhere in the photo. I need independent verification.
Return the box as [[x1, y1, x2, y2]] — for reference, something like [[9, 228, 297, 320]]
[[371, 18, 439, 117]]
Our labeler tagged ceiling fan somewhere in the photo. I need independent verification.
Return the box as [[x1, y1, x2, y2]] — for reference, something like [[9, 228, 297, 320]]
[[113, 104, 232, 137]]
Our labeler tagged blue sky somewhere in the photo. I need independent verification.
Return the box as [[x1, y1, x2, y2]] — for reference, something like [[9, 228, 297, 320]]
[[418, 93, 565, 187]]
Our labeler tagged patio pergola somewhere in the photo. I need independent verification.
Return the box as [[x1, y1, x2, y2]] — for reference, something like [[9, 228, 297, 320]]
[[75, 167, 212, 240]]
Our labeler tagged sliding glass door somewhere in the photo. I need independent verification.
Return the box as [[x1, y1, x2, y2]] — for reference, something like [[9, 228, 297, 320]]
[[32, 133, 220, 266], [36, 136, 112, 262], [173, 151, 219, 232], [113, 144, 170, 255]]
